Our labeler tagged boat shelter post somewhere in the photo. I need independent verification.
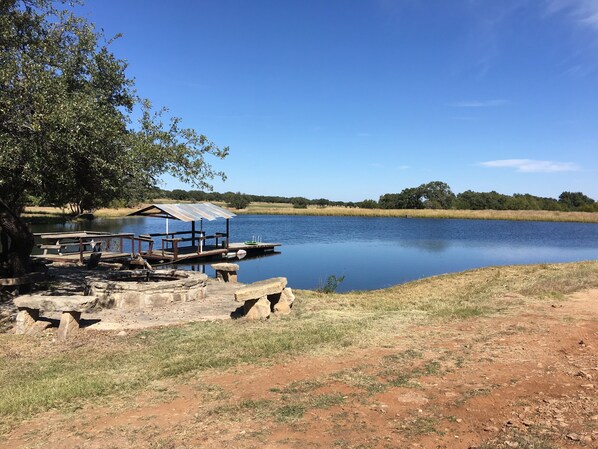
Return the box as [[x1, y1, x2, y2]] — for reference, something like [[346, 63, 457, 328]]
[[200, 218, 203, 253], [226, 218, 230, 249], [191, 221, 196, 247]]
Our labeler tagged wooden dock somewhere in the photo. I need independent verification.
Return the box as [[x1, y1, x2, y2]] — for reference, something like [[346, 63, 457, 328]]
[[32, 238, 281, 265], [140, 242, 281, 264], [32, 229, 281, 266]]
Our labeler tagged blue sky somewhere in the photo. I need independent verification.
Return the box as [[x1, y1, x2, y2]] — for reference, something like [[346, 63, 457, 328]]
[[80, 0, 598, 202]]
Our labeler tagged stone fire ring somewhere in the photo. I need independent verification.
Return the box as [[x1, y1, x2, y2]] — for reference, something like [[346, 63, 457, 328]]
[[85, 269, 208, 310]]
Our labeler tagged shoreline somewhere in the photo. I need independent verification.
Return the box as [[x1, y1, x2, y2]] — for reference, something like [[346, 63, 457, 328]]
[[23, 204, 598, 224]]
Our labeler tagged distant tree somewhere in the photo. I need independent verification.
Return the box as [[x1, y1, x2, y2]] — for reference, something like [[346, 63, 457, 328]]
[[356, 199, 378, 209], [291, 197, 309, 209], [379, 181, 454, 209], [559, 192, 595, 210], [418, 181, 455, 209], [171, 189, 191, 201], [314, 198, 330, 208], [455, 190, 509, 210], [187, 190, 207, 202], [226, 192, 250, 210]]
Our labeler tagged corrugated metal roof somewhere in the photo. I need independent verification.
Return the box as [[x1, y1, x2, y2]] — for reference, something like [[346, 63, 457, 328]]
[[129, 203, 236, 222]]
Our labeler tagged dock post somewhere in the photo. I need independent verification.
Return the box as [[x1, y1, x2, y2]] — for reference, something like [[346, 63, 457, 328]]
[[226, 219, 230, 249]]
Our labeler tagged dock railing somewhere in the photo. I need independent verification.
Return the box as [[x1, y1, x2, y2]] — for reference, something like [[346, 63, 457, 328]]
[[143, 230, 228, 260], [35, 232, 154, 263]]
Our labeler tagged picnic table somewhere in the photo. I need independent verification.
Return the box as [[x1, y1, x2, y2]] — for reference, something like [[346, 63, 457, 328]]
[[37, 232, 104, 255]]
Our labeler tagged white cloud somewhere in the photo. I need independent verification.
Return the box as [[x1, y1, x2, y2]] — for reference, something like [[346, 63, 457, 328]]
[[450, 99, 509, 108], [546, 0, 598, 30], [397, 165, 410, 170], [479, 159, 580, 173]]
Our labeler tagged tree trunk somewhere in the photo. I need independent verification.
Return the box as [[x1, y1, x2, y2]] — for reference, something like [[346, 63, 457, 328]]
[[0, 199, 34, 278]]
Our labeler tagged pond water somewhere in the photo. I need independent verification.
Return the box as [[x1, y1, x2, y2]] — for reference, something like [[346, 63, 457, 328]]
[[30, 215, 598, 292]]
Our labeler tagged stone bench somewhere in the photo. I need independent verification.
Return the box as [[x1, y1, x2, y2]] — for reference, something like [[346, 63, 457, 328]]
[[234, 277, 295, 319], [14, 295, 98, 341], [211, 263, 239, 283]]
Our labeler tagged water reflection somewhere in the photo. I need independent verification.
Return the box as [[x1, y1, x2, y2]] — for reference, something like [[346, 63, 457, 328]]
[[398, 239, 451, 252]]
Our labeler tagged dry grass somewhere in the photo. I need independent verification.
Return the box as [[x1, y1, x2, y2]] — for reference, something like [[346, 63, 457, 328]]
[[235, 204, 598, 223], [23, 203, 598, 223], [2, 260, 598, 434]]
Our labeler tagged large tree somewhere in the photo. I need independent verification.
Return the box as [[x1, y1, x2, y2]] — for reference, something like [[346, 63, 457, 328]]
[[379, 181, 455, 210], [0, 0, 228, 277]]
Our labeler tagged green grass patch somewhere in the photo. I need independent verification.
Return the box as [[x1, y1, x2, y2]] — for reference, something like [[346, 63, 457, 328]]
[[2, 261, 598, 432], [275, 403, 305, 422], [0, 314, 373, 431]]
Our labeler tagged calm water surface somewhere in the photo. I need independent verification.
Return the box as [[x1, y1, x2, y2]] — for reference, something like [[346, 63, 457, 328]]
[[31, 215, 598, 292]]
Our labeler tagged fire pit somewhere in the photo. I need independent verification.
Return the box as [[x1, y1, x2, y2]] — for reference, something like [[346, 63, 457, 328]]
[[86, 269, 208, 309]]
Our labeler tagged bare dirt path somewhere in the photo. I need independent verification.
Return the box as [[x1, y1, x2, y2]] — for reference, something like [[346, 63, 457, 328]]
[[4, 290, 598, 448]]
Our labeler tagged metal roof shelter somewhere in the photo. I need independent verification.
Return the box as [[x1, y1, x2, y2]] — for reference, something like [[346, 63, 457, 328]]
[[129, 203, 236, 221], [129, 203, 236, 251]]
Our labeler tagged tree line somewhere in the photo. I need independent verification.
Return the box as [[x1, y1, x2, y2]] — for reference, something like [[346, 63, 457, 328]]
[[377, 181, 597, 212], [144, 182, 597, 212]]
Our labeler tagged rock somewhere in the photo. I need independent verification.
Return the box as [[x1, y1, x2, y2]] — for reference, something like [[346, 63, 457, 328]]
[[211, 263, 239, 283], [211, 263, 239, 271], [21, 320, 51, 336], [57, 311, 81, 341], [567, 433, 580, 441], [117, 330, 127, 337], [244, 297, 271, 320], [15, 308, 39, 334], [484, 426, 499, 433], [234, 277, 287, 302], [268, 287, 295, 315], [14, 295, 98, 313], [281, 287, 295, 305], [273, 298, 291, 315]]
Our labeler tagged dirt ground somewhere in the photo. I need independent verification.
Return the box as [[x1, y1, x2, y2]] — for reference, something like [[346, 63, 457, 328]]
[[4, 289, 598, 449]]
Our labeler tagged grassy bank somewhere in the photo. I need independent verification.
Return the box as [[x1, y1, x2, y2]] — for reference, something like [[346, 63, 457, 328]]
[[1, 260, 598, 434], [24, 203, 598, 223]]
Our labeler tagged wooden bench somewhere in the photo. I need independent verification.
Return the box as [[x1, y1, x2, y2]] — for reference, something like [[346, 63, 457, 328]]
[[234, 277, 294, 319], [211, 263, 239, 283], [14, 295, 98, 341], [39, 243, 65, 255]]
